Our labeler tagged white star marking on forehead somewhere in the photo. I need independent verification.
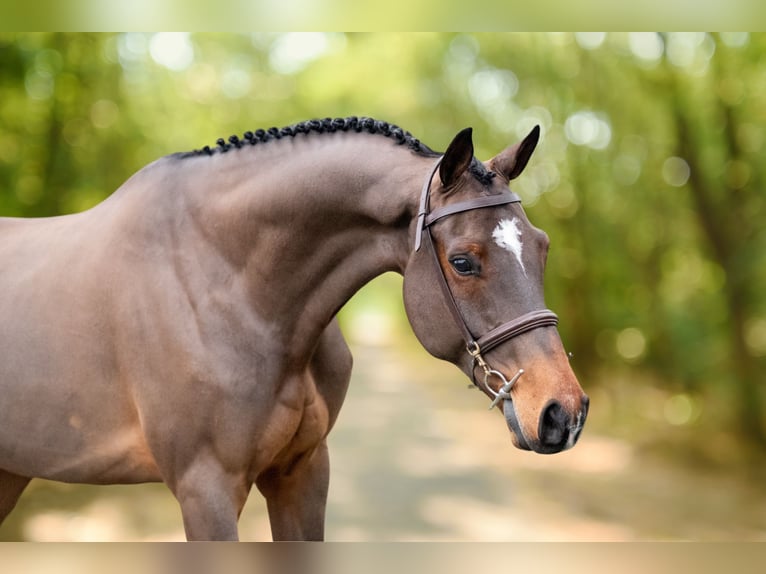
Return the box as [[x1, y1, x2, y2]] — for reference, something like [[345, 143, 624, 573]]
[[492, 217, 527, 276]]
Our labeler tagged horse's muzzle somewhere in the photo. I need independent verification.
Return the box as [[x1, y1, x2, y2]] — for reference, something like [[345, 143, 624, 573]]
[[504, 395, 589, 454]]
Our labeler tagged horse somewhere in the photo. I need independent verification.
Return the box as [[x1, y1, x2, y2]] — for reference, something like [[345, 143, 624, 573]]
[[0, 117, 588, 541]]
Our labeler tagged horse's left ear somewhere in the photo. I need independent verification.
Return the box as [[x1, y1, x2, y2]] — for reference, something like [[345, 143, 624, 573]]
[[488, 125, 540, 181], [439, 127, 474, 189]]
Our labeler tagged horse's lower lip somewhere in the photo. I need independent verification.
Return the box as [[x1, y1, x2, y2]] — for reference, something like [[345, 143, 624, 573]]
[[503, 399, 531, 450]]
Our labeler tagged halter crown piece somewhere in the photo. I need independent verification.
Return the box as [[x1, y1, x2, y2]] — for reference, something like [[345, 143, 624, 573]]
[[415, 158, 560, 408]]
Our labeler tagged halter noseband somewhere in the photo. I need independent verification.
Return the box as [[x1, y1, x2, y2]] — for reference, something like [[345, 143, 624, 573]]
[[415, 158, 559, 408]]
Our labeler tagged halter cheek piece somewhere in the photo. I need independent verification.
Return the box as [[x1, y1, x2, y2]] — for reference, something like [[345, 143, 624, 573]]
[[415, 158, 559, 409]]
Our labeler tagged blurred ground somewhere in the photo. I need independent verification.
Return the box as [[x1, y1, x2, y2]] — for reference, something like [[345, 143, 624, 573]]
[[2, 337, 765, 541]]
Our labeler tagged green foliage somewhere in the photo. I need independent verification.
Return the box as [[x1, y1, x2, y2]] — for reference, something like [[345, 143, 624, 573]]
[[0, 33, 763, 450]]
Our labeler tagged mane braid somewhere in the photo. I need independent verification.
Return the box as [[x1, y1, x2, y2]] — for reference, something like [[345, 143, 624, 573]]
[[469, 158, 497, 186], [178, 117, 439, 159]]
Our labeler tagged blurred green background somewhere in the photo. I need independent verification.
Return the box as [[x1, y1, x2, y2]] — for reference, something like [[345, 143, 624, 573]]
[[0, 33, 764, 541]]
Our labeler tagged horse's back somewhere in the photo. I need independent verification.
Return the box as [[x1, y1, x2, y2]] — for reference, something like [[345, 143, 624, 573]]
[[0, 211, 110, 324]]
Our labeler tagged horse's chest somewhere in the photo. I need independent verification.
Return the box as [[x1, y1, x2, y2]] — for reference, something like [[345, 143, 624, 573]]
[[251, 378, 331, 475]]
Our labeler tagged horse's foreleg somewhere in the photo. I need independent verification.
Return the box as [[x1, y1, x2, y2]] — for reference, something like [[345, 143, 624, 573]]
[[0, 470, 31, 525], [258, 441, 330, 541], [171, 457, 250, 541]]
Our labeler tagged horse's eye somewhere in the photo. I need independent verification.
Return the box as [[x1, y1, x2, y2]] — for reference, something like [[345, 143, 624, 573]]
[[450, 257, 475, 276]]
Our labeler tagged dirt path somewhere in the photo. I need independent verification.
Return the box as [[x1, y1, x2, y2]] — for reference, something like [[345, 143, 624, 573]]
[[326, 344, 766, 541]]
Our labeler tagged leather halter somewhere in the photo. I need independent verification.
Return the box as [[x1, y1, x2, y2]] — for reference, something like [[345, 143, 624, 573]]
[[415, 158, 559, 401]]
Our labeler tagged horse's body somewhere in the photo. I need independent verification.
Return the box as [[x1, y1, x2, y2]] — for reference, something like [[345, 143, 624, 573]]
[[0, 118, 588, 540]]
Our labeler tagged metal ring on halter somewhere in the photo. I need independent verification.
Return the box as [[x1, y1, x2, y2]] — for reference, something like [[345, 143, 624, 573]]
[[467, 342, 525, 409]]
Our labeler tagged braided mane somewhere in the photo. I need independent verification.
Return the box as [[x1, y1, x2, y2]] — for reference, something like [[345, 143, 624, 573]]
[[178, 115, 495, 185], [180, 116, 439, 158]]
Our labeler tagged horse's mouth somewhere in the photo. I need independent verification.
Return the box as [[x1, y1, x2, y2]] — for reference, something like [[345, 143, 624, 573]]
[[503, 398, 532, 451]]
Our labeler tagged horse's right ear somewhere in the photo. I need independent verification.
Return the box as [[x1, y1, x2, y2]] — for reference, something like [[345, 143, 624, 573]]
[[489, 125, 540, 181], [439, 127, 474, 189]]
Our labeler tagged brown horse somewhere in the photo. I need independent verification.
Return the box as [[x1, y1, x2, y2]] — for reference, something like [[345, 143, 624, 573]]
[[0, 117, 588, 540]]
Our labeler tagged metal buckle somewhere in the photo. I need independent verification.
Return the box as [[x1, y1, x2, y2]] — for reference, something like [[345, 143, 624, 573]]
[[467, 342, 524, 409]]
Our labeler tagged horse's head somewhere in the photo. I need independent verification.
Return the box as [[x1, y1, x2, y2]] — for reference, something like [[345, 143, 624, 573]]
[[403, 126, 588, 454]]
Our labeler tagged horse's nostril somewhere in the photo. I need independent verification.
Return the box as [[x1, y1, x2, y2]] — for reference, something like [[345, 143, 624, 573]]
[[539, 400, 569, 449]]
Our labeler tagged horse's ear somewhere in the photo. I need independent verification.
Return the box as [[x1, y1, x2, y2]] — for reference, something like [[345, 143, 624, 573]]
[[439, 127, 474, 189], [489, 125, 540, 181]]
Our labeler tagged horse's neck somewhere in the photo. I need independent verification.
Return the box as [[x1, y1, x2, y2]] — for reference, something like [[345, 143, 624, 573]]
[[177, 135, 431, 358]]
